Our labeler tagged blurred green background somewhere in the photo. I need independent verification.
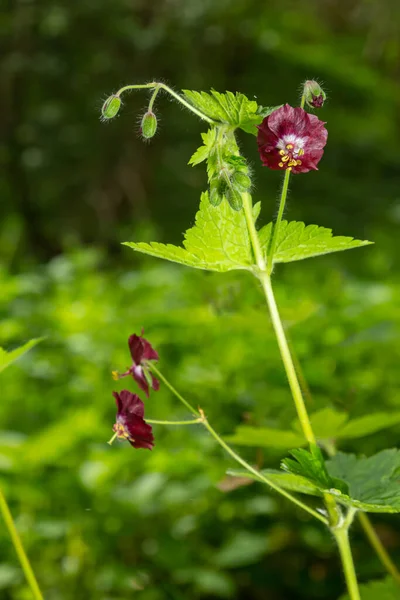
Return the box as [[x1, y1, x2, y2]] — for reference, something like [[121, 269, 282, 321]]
[[1, 1, 400, 598]]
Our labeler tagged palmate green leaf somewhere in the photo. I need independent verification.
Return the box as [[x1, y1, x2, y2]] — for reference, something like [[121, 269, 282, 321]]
[[339, 576, 399, 600], [258, 221, 372, 264], [274, 448, 400, 513], [124, 191, 254, 272], [0, 338, 43, 373], [282, 444, 340, 490], [326, 449, 400, 513], [183, 89, 268, 134]]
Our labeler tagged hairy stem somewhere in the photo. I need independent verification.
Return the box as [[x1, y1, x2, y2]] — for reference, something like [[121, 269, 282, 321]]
[[149, 365, 328, 525], [116, 82, 217, 124], [266, 168, 291, 274], [0, 488, 43, 600], [334, 527, 361, 600]]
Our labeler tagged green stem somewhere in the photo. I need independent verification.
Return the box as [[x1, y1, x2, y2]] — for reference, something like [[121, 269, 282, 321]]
[[149, 365, 327, 525], [150, 364, 199, 416], [0, 488, 44, 600], [359, 510, 400, 583], [147, 84, 160, 112], [259, 272, 316, 445], [242, 192, 266, 269], [334, 526, 361, 600], [147, 418, 203, 426], [116, 82, 217, 125], [266, 168, 291, 274]]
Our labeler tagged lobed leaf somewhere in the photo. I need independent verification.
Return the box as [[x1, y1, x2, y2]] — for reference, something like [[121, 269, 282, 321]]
[[124, 191, 254, 272], [0, 338, 43, 374], [339, 576, 399, 600], [182, 89, 268, 134], [258, 220, 372, 264]]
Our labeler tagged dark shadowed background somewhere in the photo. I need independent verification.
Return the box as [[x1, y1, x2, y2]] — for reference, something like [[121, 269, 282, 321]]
[[1, 1, 400, 599]]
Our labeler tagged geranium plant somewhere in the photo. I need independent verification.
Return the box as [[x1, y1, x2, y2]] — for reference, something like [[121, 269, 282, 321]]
[[101, 79, 400, 600]]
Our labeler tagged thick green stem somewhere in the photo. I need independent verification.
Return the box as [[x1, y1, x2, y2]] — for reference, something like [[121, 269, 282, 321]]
[[334, 527, 361, 600], [0, 488, 44, 600], [258, 272, 316, 445], [266, 168, 291, 274], [358, 512, 400, 583], [149, 365, 328, 525], [116, 82, 217, 124]]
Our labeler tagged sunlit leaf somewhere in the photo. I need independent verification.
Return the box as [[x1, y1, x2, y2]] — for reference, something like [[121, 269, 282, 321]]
[[124, 191, 254, 272], [258, 221, 372, 264]]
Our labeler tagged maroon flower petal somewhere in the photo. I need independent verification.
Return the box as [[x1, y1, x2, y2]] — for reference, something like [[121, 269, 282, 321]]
[[257, 104, 327, 174], [128, 333, 159, 365], [113, 390, 154, 450], [132, 365, 150, 397]]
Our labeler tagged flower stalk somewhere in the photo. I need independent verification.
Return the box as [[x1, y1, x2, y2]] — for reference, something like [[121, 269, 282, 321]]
[[0, 488, 44, 600], [149, 364, 328, 525]]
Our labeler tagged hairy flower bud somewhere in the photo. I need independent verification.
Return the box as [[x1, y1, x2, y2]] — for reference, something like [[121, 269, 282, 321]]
[[232, 172, 251, 191], [101, 94, 121, 119], [225, 187, 243, 211], [303, 81, 326, 109], [141, 111, 157, 139], [209, 177, 227, 207]]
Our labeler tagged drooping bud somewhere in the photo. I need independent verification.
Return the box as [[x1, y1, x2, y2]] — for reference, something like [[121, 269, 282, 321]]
[[225, 187, 243, 211], [209, 178, 226, 207], [303, 80, 326, 109], [101, 94, 121, 119], [140, 111, 157, 139], [232, 172, 251, 191]]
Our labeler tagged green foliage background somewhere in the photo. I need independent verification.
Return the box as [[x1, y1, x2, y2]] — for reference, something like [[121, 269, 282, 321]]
[[1, 0, 400, 598]]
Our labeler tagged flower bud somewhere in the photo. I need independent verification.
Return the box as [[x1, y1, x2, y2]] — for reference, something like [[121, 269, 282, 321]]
[[303, 80, 326, 109], [209, 178, 226, 207], [225, 187, 243, 211], [141, 111, 157, 139], [232, 172, 251, 191], [101, 94, 121, 119]]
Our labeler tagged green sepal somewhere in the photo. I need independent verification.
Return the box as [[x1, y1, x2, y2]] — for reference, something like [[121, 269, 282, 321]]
[[225, 187, 243, 211]]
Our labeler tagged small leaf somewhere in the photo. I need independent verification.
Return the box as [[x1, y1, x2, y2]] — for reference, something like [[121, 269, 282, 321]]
[[182, 89, 263, 134], [339, 576, 399, 600], [225, 426, 305, 449], [227, 469, 321, 496], [338, 412, 400, 440], [188, 128, 217, 166], [256, 105, 283, 119], [0, 338, 43, 374], [124, 191, 254, 272], [282, 444, 340, 490], [292, 408, 349, 440], [258, 221, 372, 264]]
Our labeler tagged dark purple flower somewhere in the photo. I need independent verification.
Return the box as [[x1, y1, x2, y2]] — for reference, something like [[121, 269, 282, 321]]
[[111, 390, 154, 450], [117, 332, 159, 397], [257, 104, 328, 174]]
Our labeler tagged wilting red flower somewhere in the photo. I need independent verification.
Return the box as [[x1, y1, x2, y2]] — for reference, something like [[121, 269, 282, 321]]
[[117, 332, 160, 397], [257, 104, 328, 174], [111, 390, 154, 449]]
